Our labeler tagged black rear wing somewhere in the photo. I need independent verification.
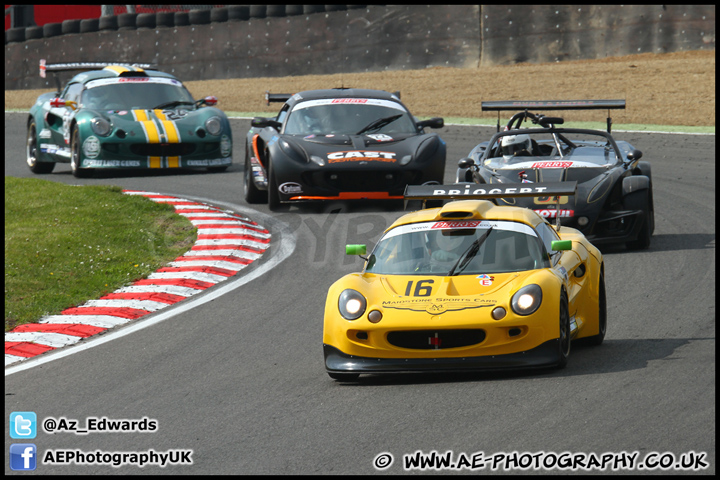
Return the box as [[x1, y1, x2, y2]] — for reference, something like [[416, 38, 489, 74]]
[[405, 182, 577, 200], [481, 100, 625, 111], [482, 99, 625, 133], [265, 92, 292, 106], [404, 182, 578, 228], [39, 59, 156, 78]]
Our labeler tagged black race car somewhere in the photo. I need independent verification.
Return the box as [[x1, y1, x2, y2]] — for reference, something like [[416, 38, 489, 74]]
[[456, 100, 654, 249], [244, 88, 446, 210]]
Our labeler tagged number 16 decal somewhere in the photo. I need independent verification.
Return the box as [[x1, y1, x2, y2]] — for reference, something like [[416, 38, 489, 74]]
[[405, 279, 434, 297]]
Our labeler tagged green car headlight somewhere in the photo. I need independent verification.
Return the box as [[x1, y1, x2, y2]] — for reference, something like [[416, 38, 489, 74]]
[[90, 117, 112, 137], [510, 284, 543, 316], [338, 289, 367, 321], [205, 116, 222, 136]]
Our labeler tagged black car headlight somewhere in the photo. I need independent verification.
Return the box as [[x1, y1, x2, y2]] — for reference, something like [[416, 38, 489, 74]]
[[414, 136, 440, 162], [338, 289, 367, 320], [279, 139, 307, 163], [205, 116, 223, 136], [510, 284, 542, 316], [90, 117, 112, 137]]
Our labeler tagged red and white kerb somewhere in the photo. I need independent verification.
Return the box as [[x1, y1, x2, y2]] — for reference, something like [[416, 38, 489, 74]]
[[5, 191, 270, 366]]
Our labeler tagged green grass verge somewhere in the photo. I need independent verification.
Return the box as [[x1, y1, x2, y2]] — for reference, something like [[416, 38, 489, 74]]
[[4, 177, 197, 331]]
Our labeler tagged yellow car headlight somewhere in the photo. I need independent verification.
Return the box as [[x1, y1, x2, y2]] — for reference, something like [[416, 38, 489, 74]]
[[511, 284, 542, 316], [338, 289, 367, 321]]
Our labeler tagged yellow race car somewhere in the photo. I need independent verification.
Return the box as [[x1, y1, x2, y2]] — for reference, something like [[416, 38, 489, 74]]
[[323, 182, 606, 381]]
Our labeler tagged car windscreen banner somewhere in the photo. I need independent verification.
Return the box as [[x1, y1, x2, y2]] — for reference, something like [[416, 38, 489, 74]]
[[290, 98, 407, 112], [404, 182, 577, 200]]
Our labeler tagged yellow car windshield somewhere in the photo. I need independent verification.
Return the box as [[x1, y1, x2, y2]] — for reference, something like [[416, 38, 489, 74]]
[[365, 220, 548, 275]]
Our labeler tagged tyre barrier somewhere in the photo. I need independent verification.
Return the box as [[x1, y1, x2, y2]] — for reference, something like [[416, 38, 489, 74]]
[[136, 13, 156, 29], [174, 12, 190, 27], [188, 9, 211, 25], [5, 5, 367, 43], [98, 15, 118, 31], [249, 5, 267, 19], [117, 12, 138, 30], [25, 25, 43, 40], [79, 18, 99, 34], [61, 19, 81, 35], [210, 7, 229, 23], [228, 5, 250, 21], [42, 22, 62, 38], [156, 11, 174, 28]]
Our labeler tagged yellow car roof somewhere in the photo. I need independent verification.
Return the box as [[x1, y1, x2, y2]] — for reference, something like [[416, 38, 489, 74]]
[[390, 200, 546, 232]]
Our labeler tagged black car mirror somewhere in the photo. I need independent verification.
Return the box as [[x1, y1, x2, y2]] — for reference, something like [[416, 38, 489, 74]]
[[538, 116, 564, 127], [457, 158, 474, 169], [417, 117, 444, 129], [251, 117, 282, 130], [627, 149, 643, 161]]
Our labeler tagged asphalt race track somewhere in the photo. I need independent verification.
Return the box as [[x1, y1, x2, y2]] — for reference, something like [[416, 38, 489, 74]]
[[4, 112, 715, 474]]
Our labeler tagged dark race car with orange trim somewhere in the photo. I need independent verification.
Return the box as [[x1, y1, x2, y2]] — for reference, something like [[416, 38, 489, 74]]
[[244, 88, 446, 210], [26, 60, 232, 178]]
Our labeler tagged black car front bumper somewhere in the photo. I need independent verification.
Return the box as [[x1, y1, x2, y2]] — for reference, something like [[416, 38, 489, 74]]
[[323, 340, 562, 375]]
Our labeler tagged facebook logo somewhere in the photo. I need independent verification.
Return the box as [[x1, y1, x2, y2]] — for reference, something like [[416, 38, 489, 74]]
[[10, 444, 37, 471], [10, 411, 37, 439]]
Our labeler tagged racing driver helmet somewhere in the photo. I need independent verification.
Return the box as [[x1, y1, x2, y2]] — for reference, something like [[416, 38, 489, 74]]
[[501, 133, 533, 160]]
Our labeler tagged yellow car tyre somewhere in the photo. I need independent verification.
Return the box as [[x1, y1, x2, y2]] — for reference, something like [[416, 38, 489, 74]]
[[556, 291, 571, 369], [585, 272, 607, 346]]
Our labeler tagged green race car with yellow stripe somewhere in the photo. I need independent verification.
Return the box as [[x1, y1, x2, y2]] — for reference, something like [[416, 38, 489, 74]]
[[26, 60, 232, 177], [323, 182, 606, 381]]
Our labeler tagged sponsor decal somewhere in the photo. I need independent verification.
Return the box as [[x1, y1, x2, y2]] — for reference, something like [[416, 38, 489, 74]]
[[431, 220, 482, 229], [162, 109, 188, 120], [534, 195, 570, 205], [367, 133, 394, 142], [40, 144, 72, 158], [533, 209, 574, 218], [279, 182, 303, 195], [433, 185, 549, 196], [292, 98, 406, 112], [477, 274, 495, 286], [186, 159, 231, 166], [383, 220, 538, 240], [327, 151, 397, 163], [85, 77, 182, 90], [331, 98, 368, 104], [83, 160, 141, 167], [82, 136, 101, 159], [556, 266, 569, 283], [220, 135, 232, 157], [382, 297, 495, 314], [531, 161, 574, 169], [39, 129, 52, 139]]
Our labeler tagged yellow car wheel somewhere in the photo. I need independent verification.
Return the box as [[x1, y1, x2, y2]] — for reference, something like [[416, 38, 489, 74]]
[[586, 272, 607, 346], [557, 291, 570, 369]]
